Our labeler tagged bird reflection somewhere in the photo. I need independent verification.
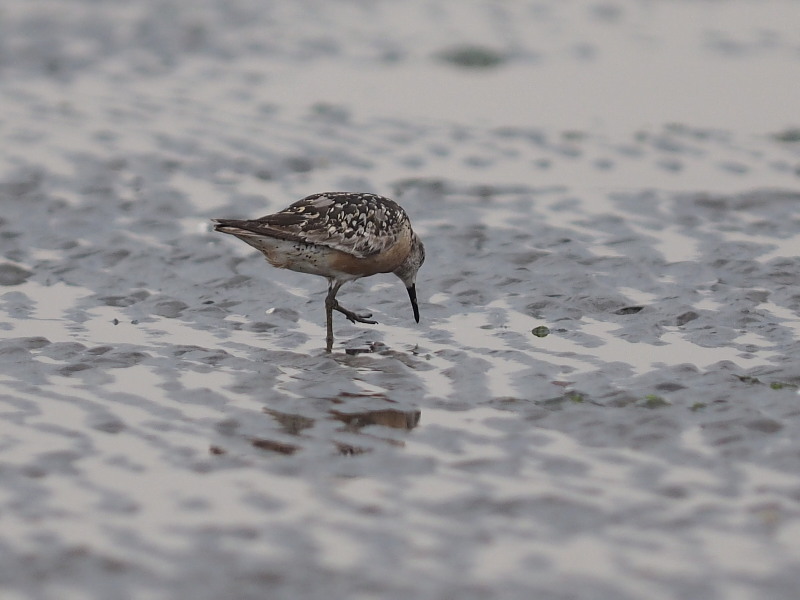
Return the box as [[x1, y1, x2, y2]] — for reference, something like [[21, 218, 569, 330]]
[[245, 402, 421, 455], [330, 408, 421, 430]]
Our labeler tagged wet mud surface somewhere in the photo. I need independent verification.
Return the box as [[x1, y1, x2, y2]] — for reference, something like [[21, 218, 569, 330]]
[[2, 1, 800, 599]]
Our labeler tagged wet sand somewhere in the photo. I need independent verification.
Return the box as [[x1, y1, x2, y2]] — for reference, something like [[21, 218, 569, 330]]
[[2, 1, 800, 599]]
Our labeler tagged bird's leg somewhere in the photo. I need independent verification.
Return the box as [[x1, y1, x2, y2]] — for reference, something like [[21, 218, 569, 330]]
[[334, 302, 377, 325], [326, 280, 378, 329], [325, 279, 338, 352]]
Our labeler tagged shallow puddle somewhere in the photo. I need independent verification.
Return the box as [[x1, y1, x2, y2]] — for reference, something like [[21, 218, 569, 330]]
[[2, 1, 800, 599]]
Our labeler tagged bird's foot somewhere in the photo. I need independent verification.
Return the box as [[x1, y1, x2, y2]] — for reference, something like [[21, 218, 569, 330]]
[[334, 303, 377, 325]]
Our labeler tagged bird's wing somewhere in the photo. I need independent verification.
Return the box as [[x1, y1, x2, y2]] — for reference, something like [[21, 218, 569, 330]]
[[252, 192, 408, 258]]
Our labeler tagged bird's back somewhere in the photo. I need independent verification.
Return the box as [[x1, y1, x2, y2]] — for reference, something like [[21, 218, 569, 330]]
[[255, 192, 411, 258]]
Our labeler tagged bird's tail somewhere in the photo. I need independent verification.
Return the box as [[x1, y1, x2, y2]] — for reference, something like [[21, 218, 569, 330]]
[[212, 219, 259, 236]]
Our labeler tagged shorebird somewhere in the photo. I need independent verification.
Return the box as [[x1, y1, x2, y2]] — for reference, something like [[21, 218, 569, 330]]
[[213, 192, 425, 351]]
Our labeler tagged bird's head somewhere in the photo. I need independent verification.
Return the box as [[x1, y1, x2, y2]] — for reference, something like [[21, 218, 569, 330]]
[[394, 233, 425, 323]]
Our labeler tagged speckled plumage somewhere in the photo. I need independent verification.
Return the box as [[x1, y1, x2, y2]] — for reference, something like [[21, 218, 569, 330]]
[[213, 192, 425, 351], [254, 192, 410, 257]]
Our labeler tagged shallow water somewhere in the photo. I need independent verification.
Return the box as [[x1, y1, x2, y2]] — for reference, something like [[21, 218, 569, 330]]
[[2, 1, 800, 599]]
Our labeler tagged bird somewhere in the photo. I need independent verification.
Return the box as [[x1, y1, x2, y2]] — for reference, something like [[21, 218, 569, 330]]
[[213, 192, 425, 351]]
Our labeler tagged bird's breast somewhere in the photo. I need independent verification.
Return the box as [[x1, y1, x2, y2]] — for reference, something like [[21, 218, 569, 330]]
[[326, 229, 412, 277]]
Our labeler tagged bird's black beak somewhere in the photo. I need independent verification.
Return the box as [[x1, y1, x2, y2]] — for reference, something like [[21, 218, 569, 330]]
[[407, 285, 420, 323]]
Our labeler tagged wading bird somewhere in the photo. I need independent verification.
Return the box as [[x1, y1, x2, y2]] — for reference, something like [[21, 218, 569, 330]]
[[213, 192, 425, 351]]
